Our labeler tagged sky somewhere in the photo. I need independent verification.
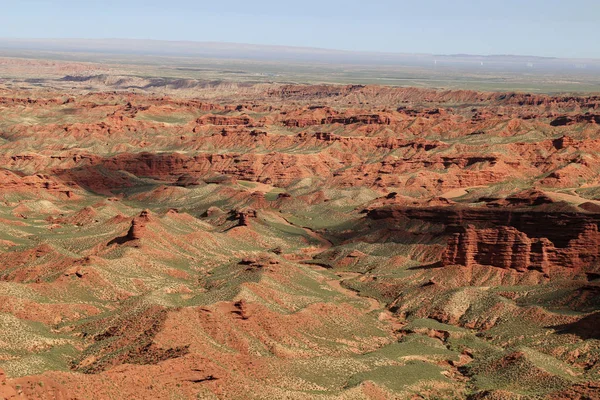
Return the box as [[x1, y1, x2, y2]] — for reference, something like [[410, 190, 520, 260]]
[[0, 0, 599, 58]]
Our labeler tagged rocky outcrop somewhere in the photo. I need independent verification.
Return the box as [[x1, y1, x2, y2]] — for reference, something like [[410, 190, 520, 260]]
[[108, 210, 152, 245], [552, 135, 577, 150], [174, 173, 203, 187], [324, 113, 395, 125], [0, 169, 78, 199], [443, 223, 600, 272], [235, 208, 257, 226], [369, 204, 600, 273], [282, 112, 396, 127], [58, 151, 341, 188], [195, 114, 256, 126], [550, 114, 600, 126], [126, 210, 151, 241], [443, 225, 533, 271], [485, 190, 555, 207]]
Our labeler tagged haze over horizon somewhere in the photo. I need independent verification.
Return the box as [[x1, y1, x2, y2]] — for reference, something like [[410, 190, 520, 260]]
[[0, 37, 596, 60], [0, 0, 599, 59]]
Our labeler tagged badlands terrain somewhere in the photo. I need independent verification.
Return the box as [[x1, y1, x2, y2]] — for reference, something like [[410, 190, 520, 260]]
[[0, 56, 599, 399]]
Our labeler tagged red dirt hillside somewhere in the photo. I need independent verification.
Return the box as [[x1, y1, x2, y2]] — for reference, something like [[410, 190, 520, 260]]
[[0, 78, 599, 399]]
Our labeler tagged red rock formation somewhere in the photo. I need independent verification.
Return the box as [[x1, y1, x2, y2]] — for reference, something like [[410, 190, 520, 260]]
[[0, 169, 78, 199], [370, 204, 600, 273], [235, 208, 257, 226], [195, 114, 256, 126], [108, 210, 152, 246], [550, 114, 600, 126], [2, 78, 600, 399], [127, 210, 151, 241], [552, 135, 577, 150], [443, 225, 546, 272]]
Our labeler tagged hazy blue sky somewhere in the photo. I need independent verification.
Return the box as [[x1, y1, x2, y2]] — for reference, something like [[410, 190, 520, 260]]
[[0, 0, 599, 58]]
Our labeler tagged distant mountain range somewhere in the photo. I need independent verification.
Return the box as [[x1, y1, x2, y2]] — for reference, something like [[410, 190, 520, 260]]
[[1, 38, 599, 73]]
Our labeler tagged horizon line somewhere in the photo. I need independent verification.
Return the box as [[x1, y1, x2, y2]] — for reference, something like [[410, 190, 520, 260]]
[[1, 37, 598, 62]]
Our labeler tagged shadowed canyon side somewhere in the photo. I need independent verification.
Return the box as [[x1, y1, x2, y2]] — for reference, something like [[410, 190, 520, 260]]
[[0, 76, 599, 399]]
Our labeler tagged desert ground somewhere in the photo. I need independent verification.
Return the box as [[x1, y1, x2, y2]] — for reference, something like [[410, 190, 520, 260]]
[[0, 55, 598, 399]]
